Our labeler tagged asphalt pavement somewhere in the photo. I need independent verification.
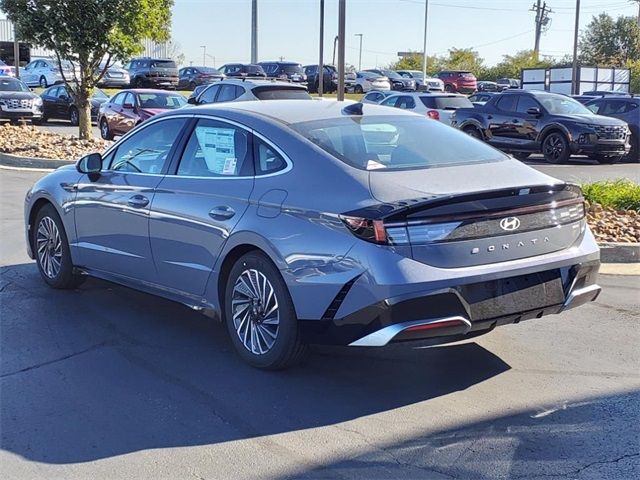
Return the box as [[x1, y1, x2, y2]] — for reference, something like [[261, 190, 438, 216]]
[[1, 169, 639, 480]]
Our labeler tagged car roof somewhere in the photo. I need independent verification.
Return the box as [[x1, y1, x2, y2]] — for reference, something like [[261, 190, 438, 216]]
[[182, 99, 420, 125], [215, 79, 306, 88], [386, 92, 467, 98], [119, 88, 182, 94]]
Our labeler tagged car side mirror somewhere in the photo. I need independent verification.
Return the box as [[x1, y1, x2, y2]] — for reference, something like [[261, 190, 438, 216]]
[[76, 152, 102, 177], [123, 102, 134, 110], [527, 107, 541, 116], [187, 96, 197, 105]]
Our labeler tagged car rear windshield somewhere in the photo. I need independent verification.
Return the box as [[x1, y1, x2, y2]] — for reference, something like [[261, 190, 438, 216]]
[[291, 115, 506, 171], [150, 60, 177, 69], [138, 93, 186, 109], [252, 87, 312, 100], [199, 67, 222, 74], [246, 65, 266, 75], [0, 78, 29, 92], [281, 64, 303, 74], [420, 96, 473, 110]]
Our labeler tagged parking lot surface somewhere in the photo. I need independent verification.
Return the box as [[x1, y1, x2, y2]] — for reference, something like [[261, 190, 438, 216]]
[[1, 169, 639, 480]]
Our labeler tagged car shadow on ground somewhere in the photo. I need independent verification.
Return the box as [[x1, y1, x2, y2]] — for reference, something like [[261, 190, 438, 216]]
[[0, 263, 510, 465]]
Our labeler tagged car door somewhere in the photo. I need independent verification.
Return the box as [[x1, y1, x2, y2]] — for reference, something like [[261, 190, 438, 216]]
[[22, 61, 39, 86], [510, 95, 542, 145], [41, 86, 58, 118], [488, 94, 519, 146], [149, 117, 255, 296], [55, 86, 70, 118], [73, 117, 189, 281]]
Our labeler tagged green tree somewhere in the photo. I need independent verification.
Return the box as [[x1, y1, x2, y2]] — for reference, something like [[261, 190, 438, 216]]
[[579, 13, 640, 65], [2, 0, 173, 139], [482, 50, 555, 81]]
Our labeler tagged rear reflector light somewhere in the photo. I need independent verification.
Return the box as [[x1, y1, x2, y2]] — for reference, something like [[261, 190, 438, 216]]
[[404, 319, 465, 332], [340, 215, 388, 244], [426, 110, 439, 120]]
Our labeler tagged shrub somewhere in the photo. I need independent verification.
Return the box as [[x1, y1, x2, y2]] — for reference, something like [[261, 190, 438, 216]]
[[581, 180, 640, 210]]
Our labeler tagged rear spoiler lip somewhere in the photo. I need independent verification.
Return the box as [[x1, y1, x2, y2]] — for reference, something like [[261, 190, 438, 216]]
[[346, 182, 582, 222]]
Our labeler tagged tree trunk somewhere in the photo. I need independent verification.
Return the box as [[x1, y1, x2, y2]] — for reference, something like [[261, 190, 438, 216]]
[[76, 87, 92, 140]]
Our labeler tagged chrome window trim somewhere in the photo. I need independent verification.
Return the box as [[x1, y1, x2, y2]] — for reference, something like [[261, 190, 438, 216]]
[[99, 112, 293, 180]]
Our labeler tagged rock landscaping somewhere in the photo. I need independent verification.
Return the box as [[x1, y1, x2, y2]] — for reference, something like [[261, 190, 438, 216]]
[[0, 124, 111, 160], [586, 202, 640, 243]]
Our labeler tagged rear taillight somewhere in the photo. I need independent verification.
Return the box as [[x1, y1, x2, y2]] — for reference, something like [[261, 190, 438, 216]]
[[340, 216, 388, 244], [426, 110, 439, 120]]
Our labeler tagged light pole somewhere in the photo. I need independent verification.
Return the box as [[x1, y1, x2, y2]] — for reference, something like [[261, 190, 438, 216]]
[[200, 45, 206, 66], [251, 0, 258, 63], [337, 0, 345, 101], [422, 0, 429, 80], [354, 33, 363, 71], [319, 0, 325, 96], [571, 0, 580, 95]]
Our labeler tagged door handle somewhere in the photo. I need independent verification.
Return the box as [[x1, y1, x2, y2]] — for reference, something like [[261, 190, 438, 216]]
[[127, 194, 149, 208], [487, 115, 493, 120], [209, 206, 235, 220]]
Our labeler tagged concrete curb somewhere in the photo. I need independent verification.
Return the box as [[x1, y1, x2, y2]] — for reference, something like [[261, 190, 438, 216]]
[[599, 242, 640, 264], [0, 152, 73, 170]]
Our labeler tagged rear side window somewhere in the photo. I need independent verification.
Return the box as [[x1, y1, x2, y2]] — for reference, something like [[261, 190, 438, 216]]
[[216, 84, 242, 102], [396, 96, 416, 109], [252, 87, 311, 100], [176, 119, 253, 177], [254, 138, 287, 175], [496, 95, 518, 112]]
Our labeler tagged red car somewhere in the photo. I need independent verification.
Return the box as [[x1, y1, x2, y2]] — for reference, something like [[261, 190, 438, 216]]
[[436, 70, 477, 94], [98, 89, 186, 140]]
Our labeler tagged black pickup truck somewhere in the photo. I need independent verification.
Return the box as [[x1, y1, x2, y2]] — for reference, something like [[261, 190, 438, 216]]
[[451, 90, 631, 164]]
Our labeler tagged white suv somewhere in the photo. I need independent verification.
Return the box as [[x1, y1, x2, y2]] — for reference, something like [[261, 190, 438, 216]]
[[20, 59, 79, 88]]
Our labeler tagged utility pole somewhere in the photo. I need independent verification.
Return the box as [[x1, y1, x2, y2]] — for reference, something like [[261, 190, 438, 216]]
[[200, 45, 206, 66], [319, 0, 325, 96], [531, 0, 552, 61], [332, 35, 338, 66], [12, 22, 20, 78], [354, 33, 363, 71], [251, 0, 258, 63], [422, 0, 429, 81], [337, 0, 346, 101], [571, 0, 580, 95]]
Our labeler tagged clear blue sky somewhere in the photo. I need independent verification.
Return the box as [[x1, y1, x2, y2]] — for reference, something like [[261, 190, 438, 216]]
[[173, 0, 638, 68]]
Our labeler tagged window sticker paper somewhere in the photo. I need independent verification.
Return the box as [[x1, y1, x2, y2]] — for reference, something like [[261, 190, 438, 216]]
[[195, 126, 237, 175]]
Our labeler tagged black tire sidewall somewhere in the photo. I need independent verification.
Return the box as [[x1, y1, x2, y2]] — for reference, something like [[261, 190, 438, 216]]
[[69, 107, 79, 126], [100, 118, 112, 140], [33, 204, 81, 289], [543, 132, 570, 164], [224, 252, 301, 369]]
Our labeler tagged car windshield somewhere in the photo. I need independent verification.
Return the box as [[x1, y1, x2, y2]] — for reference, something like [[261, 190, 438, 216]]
[[538, 94, 593, 115], [0, 78, 29, 92], [381, 70, 402, 79], [282, 64, 303, 74], [291, 115, 506, 171], [422, 96, 473, 110], [252, 87, 312, 100], [138, 93, 186, 109], [150, 60, 177, 69]]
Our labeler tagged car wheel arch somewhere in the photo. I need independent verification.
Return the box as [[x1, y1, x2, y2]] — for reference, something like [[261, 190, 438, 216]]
[[28, 197, 63, 254], [538, 124, 571, 144]]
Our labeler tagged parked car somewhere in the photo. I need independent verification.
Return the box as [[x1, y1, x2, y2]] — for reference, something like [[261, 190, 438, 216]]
[[379, 92, 473, 125], [258, 61, 307, 85], [187, 84, 209, 103], [436, 70, 477, 94], [468, 91, 499, 107], [40, 85, 109, 125], [477, 81, 498, 92], [124, 57, 179, 89], [496, 78, 520, 91], [98, 89, 186, 140], [582, 90, 632, 98], [586, 96, 639, 162], [352, 72, 391, 93], [219, 63, 267, 78], [0, 76, 43, 124], [188, 79, 311, 106], [24, 100, 602, 369], [451, 90, 631, 163], [396, 70, 444, 92], [303, 64, 338, 93], [0, 59, 16, 77], [178, 66, 224, 90], [361, 90, 395, 104], [572, 94, 598, 105], [20, 58, 80, 88], [96, 63, 130, 88], [364, 69, 416, 91]]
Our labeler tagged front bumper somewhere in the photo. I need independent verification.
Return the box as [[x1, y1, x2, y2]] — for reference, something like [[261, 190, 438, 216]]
[[571, 138, 630, 157], [0, 109, 42, 120], [300, 260, 601, 346]]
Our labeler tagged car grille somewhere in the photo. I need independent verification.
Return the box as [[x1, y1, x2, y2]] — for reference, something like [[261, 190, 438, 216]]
[[3, 98, 33, 110], [591, 125, 627, 140]]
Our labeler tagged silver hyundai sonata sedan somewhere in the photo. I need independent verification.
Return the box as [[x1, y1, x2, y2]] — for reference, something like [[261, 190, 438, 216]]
[[24, 100, 601, 369]]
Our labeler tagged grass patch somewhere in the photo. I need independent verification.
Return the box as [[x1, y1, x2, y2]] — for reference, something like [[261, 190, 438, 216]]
[[581, 180, 640, 211]]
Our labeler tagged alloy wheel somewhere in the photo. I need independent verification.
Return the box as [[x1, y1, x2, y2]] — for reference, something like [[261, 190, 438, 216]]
[[231, 269, 280, 355], [70, 108, 79, 126], [36, 216, 62, 279], [543, 134, 565, 162], [39, 76, 48, 88]]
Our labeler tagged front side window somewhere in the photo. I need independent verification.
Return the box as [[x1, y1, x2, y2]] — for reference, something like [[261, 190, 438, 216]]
[[137, 93, 186, 109], [291, 115, 506, 171], [199, 84, 220, 104], [380, 97, 398, 107], [109, 118, 187, 174], [176, 119, 252, 177], [515, 95, 540, 114], [112, 93, 125, 105]]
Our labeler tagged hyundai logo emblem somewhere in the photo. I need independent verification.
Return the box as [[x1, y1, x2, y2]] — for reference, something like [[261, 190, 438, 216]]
[[499, 216, 521, 231]]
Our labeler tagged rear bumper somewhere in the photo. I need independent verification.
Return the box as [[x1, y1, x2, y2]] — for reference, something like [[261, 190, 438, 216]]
[[300, 260, 601, 346]]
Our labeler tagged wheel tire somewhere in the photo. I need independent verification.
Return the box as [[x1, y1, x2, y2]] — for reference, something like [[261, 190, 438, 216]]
[[224, 252, 307, 370], [69, 107, 79, 126], [32, 117, 44, 125], [354, 84, 363, 94], [444, 84, 454, 93], [39, 76, 48, 88], [100, 118, 114, 140], [189, 81, 197, 91], [463, 126, 483, 140], [33, 204, 86, 289], [513, 152, 532, 161], [542, 132, 571, 164]]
